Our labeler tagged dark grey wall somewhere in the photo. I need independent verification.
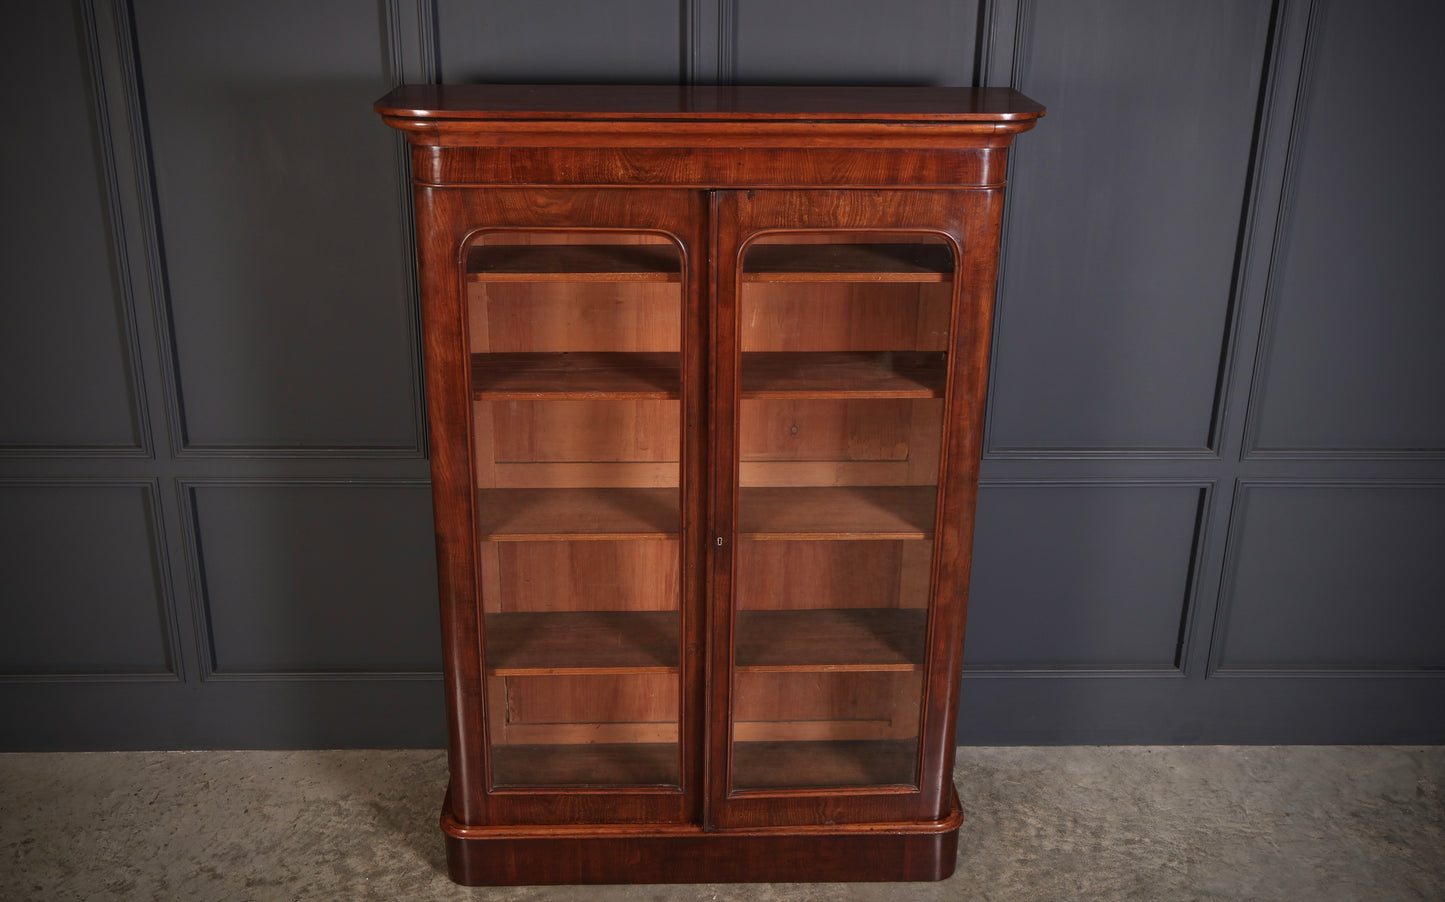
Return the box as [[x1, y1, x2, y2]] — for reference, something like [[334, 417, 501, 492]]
[[2, 0, 1442, 750]]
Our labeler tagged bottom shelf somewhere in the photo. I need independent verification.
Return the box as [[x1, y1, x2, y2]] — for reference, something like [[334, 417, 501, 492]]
[[492, 742, 680, 788], [732, 739, 919, 790]]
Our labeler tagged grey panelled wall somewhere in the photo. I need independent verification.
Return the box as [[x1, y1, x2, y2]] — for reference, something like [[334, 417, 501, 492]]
[[1, 0, 1441, 750]]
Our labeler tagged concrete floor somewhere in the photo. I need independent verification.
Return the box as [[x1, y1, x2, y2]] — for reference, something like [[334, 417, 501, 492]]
[[1, 747, 1441, 901]]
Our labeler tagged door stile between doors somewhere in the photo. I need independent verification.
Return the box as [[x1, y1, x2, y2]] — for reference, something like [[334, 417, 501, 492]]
[[705, 189, 740, 828], [701, 187, 722, 832]]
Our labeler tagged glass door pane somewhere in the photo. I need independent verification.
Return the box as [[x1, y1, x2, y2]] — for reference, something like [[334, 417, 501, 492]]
[[467, 231, 684, 788], [730, 234, 954, 791]]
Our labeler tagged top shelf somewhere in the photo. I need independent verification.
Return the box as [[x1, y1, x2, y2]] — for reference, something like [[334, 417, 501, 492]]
[[743, 244, 954, 282], [467, 244, 681, 282]]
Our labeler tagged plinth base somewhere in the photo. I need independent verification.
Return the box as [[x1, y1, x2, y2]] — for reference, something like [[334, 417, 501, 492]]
[[440, 789, 963, 885]]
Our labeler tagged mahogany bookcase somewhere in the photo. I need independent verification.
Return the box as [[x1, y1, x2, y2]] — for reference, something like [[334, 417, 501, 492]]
[[375, 84, 1043, 885]]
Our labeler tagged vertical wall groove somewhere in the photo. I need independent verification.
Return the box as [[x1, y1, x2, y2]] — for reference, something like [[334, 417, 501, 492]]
[[1204, 0, 1289, 458], [1239, 0, 1325, 460], [80, 0, 151, 458], [978, 0, 1033, 461], [717, 0, 736, 84], [109, 0, 186, 459], [419, 0, 440, 83], [383, 0, 431, 460], [1007, 0, 1034, 89]]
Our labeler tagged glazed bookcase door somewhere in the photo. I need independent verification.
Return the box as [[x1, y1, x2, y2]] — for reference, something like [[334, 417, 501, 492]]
[[708, 190, 997, 829], [418, 187, 707, 827]]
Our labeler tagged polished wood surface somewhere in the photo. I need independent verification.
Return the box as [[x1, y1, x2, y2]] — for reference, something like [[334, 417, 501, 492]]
[[475, 487, 679, 539], [735, 609, 928, 671], [741, 351, 946, 398], [415, 144, 1012, 188], [377, 83, 1044, 122], [472, 352, 679, 399], [485, 540, 680, 612], [738, 485, 937, 540], [489, 743, 679, 787], [484, 611, 678, 674], [732, 739, 919, 789], [442, 789, 964, 885], [743, 243, 953, 281], [467, 243, 680, 281], [380, 83, 1041, 883]]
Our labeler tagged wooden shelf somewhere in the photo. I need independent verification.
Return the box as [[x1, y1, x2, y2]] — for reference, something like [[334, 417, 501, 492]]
[[492, 743, 680, 787], [742, 244, 953, 282], [741, 351, 946, 398], [485, 611, 678, 675], [731, 740, 918, 790], [473, 352, 680, 399], [467, 244, 681, 282], [477, 488, 679, 540], [738, 486, 936, 539], [735, 609, 927, 672]]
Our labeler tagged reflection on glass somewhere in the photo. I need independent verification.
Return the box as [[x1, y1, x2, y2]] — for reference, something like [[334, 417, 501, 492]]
[[732, 234, 954, 791], [467, 232, 683, 788]]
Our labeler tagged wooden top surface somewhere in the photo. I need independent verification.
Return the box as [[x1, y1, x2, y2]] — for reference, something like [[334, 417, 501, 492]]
[[375, 84, 1044, 123]]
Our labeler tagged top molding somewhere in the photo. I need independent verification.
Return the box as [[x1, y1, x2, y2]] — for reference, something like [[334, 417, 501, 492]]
[[376, 84, 1044, 122], [376, 85, 1045, 188], [377, 85, 1044, 146]]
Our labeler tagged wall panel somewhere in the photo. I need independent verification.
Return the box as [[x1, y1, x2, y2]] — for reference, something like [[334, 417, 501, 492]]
[[0, 4, 142, 452], [188, 482, 440, 676], [1215, 483, 1445, 672], [1248, 1, 1445, 455], [733, 0, 979, 86], [987, 0, 1272, 453], [966, 483, 1203, 671], [132, 0, 419, 452], [437, 0, 685, 83], [0, 482, 173, 677]]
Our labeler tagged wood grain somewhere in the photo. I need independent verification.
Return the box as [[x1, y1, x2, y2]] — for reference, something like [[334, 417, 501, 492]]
[[440, 808, 963, 884], [743, 243, 952, 282], [731, 739, 918, 790], [738, 486, 937, 539], [473, 352, 680, 398], [476, 487, 679, 539], [734, 539, 916, 610], [735, 609, 928, 672], [377, 84, 1046, 122], [485, 611, 678, 674], [737, 460, 913, 487], [492, 540, 680, 612], [491, 743, 680, 787], [740, 398, 912, 462], [499, 673, 678, 729], [488, 399, 679, 463], [421, 145, 1008, 189], [740, 282, 931, 352], [468, 244, 680, 282], [741, 351, 945, 398], [733, 670, 921, 731], [472, 282, 680, 353], [491, 462, 680, 488]]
